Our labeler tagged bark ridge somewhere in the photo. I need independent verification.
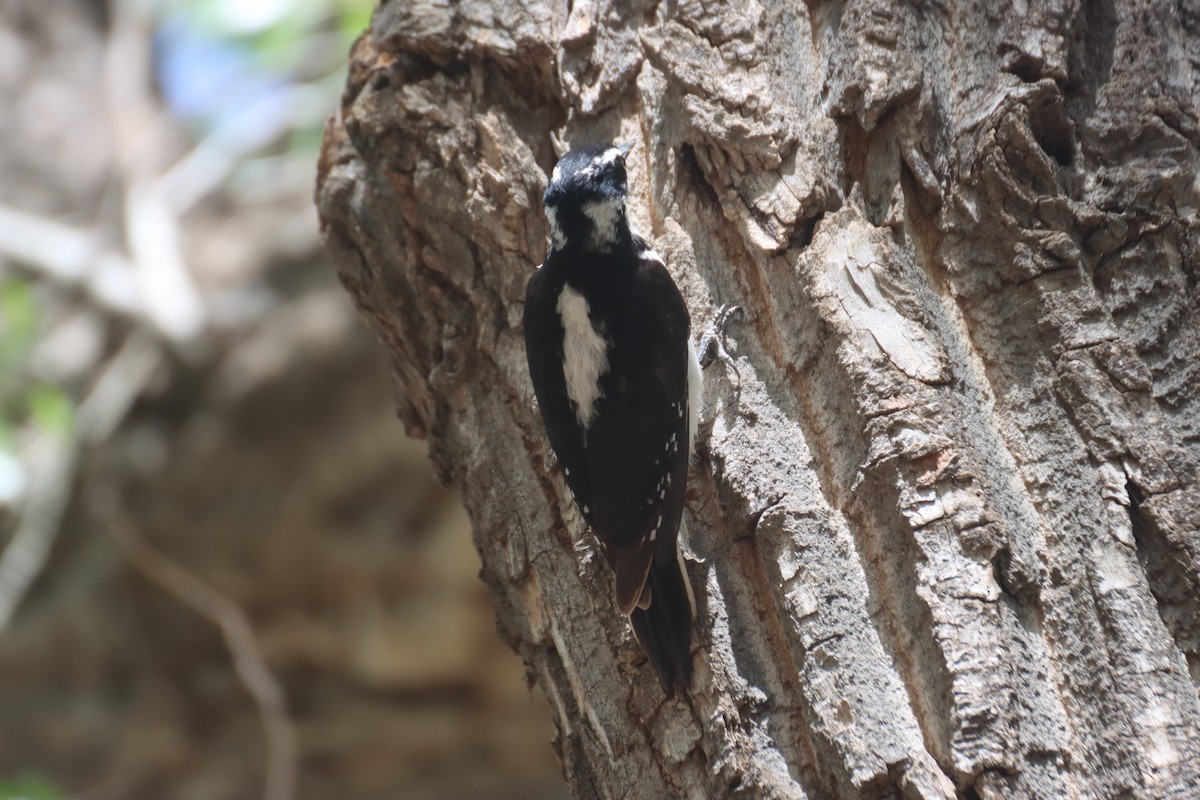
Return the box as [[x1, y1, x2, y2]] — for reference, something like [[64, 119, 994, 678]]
[[317, 2, 1200, 798]]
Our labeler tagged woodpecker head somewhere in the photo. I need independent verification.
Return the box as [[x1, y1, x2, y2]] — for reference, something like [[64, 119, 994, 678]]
[[544, 142, 633, 251]]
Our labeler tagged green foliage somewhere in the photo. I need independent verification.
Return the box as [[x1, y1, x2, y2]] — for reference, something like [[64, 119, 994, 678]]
[[27, 386, 75, 441], [161, 0, 374, 70], [0, 773, 65, 800], [288, 123, 327, 156], [0, 278, 40, 443], [0, 278, 37, 376], [337, 0, 374, 43], [0, 277, 75, 447], [155, 0, 375, 161]]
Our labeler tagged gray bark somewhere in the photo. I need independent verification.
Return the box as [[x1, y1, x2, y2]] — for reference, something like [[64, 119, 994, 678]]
[[316, 1, 1200, 798]]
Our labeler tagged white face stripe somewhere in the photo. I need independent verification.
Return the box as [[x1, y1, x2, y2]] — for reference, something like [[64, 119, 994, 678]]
[[545, 205, 566, 249], [582, 198, 623, 249], [557, 285, 609, 429], [545, 148, 628, 250]]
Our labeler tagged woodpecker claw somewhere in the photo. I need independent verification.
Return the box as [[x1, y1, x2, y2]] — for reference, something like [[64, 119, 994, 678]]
[[698, 304, 743, 390]]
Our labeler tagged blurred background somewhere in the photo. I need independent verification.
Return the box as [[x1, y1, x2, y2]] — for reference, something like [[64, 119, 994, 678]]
[[0, 1, 562, 798]]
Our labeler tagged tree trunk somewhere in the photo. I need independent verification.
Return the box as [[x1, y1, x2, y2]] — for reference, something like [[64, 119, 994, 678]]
[[315, 2, 1200, 798]]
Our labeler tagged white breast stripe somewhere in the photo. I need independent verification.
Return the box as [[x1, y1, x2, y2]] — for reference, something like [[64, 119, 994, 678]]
[[557, 285, 609, 429]]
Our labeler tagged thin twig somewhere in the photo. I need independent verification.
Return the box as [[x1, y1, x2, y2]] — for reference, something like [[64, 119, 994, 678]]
[[123, 179, 206, 342], [0, 204, 143, 319], [0, 434, 77, 629], [0, 330, 159, 629], [76, 330, 162, 444], [104, 505, 298, 800], [104, 0, 206, 344]]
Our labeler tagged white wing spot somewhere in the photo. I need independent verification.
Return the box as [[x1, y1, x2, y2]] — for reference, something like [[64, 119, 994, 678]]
[[557, 285, 609, 429]]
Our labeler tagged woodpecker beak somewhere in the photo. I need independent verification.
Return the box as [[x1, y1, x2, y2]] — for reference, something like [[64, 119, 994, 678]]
[[617, 141, 634, 159]]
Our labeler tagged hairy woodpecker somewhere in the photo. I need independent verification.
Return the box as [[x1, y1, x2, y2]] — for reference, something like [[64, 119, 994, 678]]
[[523, 142, 701, 695]]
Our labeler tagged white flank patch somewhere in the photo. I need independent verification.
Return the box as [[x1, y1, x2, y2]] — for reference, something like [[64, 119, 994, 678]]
[[557, 285, 609, 429], [583, 198, 623, 249], [545, 205, 566, 249], [687, 339, 702, 455], [641, 246, 665, 266], [676, 536, 696, 620]]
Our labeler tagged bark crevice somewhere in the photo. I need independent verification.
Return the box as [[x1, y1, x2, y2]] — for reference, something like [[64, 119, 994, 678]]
[[317, 2, 1200, 797]]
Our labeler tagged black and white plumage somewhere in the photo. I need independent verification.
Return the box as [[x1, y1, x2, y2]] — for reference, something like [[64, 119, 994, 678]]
[[523, 143, 701, 695]]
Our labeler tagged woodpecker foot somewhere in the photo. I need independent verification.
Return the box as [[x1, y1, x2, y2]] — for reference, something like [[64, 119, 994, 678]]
[[698, 304, 743, 390]]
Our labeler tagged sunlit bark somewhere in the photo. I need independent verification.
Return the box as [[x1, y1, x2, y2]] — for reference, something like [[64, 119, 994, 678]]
[[317, 2, 1200, 797]]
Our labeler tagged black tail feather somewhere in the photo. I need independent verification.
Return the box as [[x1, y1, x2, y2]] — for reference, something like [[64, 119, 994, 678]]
[[629, 554, 694, 696]]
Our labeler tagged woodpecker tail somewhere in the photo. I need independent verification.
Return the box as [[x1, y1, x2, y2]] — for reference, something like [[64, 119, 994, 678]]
[[629, 547, 695, 696]]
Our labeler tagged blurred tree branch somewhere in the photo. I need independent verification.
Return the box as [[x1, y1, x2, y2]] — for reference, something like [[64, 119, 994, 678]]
[[102, 502, 298, 800]]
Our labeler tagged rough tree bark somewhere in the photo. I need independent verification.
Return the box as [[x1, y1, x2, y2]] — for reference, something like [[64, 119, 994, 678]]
[[315, 2, 1200, 798]]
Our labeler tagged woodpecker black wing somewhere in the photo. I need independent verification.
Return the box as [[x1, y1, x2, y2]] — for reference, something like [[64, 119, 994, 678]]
[[523, 258, 595, 525], [586, 243, 695, 693], [586, 250, 690, 600]]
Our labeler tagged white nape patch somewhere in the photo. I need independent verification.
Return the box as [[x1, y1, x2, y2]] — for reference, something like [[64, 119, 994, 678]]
[[557, 285, 609, 429], [545, 205, 566, 249], [583, 198, 623, 249], [687, 339, 702, 456], [552, 163, 563, 183], [579, 147, 623, 179]]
